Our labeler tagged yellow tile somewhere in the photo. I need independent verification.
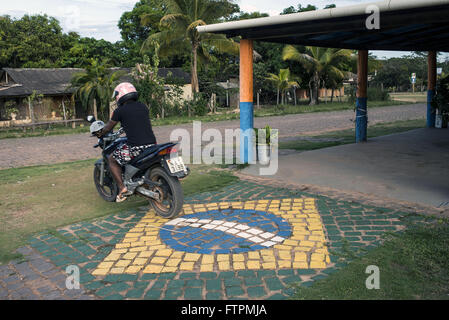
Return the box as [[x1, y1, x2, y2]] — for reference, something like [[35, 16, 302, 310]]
[[295, 246, 313, 252], [247, 260, 260, 270], [143, 264, 163, 273], [262, 262, 276, 269], [162, 266, 178, 273], [110, 267, 125, 274], [200, 264, 214, 272], [291, 235, 305, 241], [151, 257, 167, 264], [278, 250, 291, 260], [294, 252, 307, 262], [139, 251, 154, 258], [262, 255, 275, 262], [123, 252, 138, 260], [311, 253, 325, 262], [92, 268, 109, 276], [278, 260, 292, 268], [115, 260, 131, 267], [156, 249, 173, 257], [233, 262, 246, 270], [166, 259, 181, 267], [125, 233, 142, 238], [309, 261, 326, 269], [148, 244, 166, 250], [171, 251, 185, 259], [217, 254, 229, 262], [184, 253, 201, 262], [299, 240, 315, 247], [122, 237, 138, 243], [232, 254, 245, 262], [325, 255, 331, 263], [130, 246, 148, 252], [110, 249, 127, 254], [133, 258, 148, 265], [125, 266, 142, 274], [218, 261, 230, 271], [293, 262, 309, 269], [115, 243, 130, 249], [97, 262, 114, 269], [202, 255, 214, 264], [283, 239, 299, 246], [274, 244, 292, 250], [105, 253, 121, 261], [179, 262, 195, 271], [248, 251, 260, 260]]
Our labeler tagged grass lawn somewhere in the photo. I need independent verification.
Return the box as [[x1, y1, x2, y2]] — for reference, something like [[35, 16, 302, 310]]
[[0, 160, 238, 264], [0, 100, 408, 140], [391, 92, 427, 103], [292, 221, 449, 299], [279, 119, 426, 151]]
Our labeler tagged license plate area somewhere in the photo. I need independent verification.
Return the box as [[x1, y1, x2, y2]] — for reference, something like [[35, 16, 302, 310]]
[[166, 156, 186, 174]]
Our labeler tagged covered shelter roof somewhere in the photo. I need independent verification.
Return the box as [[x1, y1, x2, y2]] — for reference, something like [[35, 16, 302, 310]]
[[197, 0, 449, 52]]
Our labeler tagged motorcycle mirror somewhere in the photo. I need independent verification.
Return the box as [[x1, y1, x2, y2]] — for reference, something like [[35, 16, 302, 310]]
[[87, 115, 96, 123]]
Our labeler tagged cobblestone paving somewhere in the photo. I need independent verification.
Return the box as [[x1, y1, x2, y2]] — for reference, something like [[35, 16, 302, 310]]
[[0, 104, 425, 169], [0, 180, 425, 300]]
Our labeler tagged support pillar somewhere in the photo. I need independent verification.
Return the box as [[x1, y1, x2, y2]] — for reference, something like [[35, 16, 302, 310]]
[[239, 39, 254, 163], [356, 50, 368, 143], [427, 51, 437, 128]]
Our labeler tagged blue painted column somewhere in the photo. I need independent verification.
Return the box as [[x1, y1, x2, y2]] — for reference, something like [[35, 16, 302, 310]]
[[240, 39, 254, 163], [356, 50, 368, 142], [356, 97, 367, 142], [427, 51, 437, 128]]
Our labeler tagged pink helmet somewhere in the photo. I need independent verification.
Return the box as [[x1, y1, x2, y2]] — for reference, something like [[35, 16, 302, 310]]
[[112, 82, 138, 106]]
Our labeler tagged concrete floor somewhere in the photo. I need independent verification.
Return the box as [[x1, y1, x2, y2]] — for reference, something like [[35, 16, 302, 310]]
[[243, 128, 449, 208]]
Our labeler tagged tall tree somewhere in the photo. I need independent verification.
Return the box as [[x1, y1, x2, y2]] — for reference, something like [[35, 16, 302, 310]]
[[266, 69, 299, 105], [283, 45, 352, 105], [70, 60, 125, 120], [118, 0, 167, 66], [142, 0, 240, 93]]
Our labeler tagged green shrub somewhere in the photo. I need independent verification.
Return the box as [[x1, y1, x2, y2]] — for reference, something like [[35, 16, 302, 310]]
[[348, 86, 390, 103], [184, 93, 208, 116]]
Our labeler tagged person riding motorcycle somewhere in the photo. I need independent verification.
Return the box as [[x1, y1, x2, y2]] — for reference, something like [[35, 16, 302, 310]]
[[97, 82, 157, 203]]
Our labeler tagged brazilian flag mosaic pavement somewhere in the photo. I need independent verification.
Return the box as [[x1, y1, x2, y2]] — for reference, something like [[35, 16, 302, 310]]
[[28, 180, 419, 300]]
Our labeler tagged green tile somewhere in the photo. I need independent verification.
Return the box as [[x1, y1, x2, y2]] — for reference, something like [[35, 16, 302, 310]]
[[226, 286, 244, 297], [206, 292, 222, 300], [144, 289, 162, 300], [184, 287, 203, 300], [206, 279, 222, 291], [125, 288, 145, 299], [247, 286, 266, 298], [265, 278, 284, 291]]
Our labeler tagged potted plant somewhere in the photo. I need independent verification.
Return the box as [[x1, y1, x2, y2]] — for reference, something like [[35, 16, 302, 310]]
[[432, 75, 449, 128], [5, 101, 19, 121], [254, 125, 277, 165]]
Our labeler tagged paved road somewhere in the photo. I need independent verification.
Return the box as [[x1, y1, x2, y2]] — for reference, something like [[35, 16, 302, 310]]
[[0, 103, 425, 169]]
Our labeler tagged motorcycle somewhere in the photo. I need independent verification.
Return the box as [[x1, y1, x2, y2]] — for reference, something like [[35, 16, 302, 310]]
[[87, 115, 189, 219]]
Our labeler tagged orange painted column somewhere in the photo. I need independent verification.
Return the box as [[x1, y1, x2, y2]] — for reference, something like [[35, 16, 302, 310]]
[[239, 39, 254, 163]]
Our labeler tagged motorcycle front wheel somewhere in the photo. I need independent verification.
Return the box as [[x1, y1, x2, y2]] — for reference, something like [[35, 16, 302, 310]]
[[145, 166, 183, 219], [93, 165, 119, 202]]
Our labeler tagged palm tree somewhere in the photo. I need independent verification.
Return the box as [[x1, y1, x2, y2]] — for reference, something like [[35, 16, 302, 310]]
[[141, 0, 239, 94], [266, 69, 299, 105], [283, 46, 352, 105], [71, 60, 125, 120]]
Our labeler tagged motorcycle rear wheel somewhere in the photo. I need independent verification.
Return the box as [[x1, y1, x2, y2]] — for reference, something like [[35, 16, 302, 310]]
[[93, 165, 118, 202], [145, 167, 183, 219]]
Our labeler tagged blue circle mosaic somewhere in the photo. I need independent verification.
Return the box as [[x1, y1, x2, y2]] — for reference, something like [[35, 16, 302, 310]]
[[159, 209, 292, 254]]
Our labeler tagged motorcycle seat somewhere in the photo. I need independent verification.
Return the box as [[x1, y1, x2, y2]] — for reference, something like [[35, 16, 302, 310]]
[[128, 143, 173, 165]]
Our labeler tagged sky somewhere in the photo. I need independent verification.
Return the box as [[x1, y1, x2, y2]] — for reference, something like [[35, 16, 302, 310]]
[[0, 0, 440, 59]]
